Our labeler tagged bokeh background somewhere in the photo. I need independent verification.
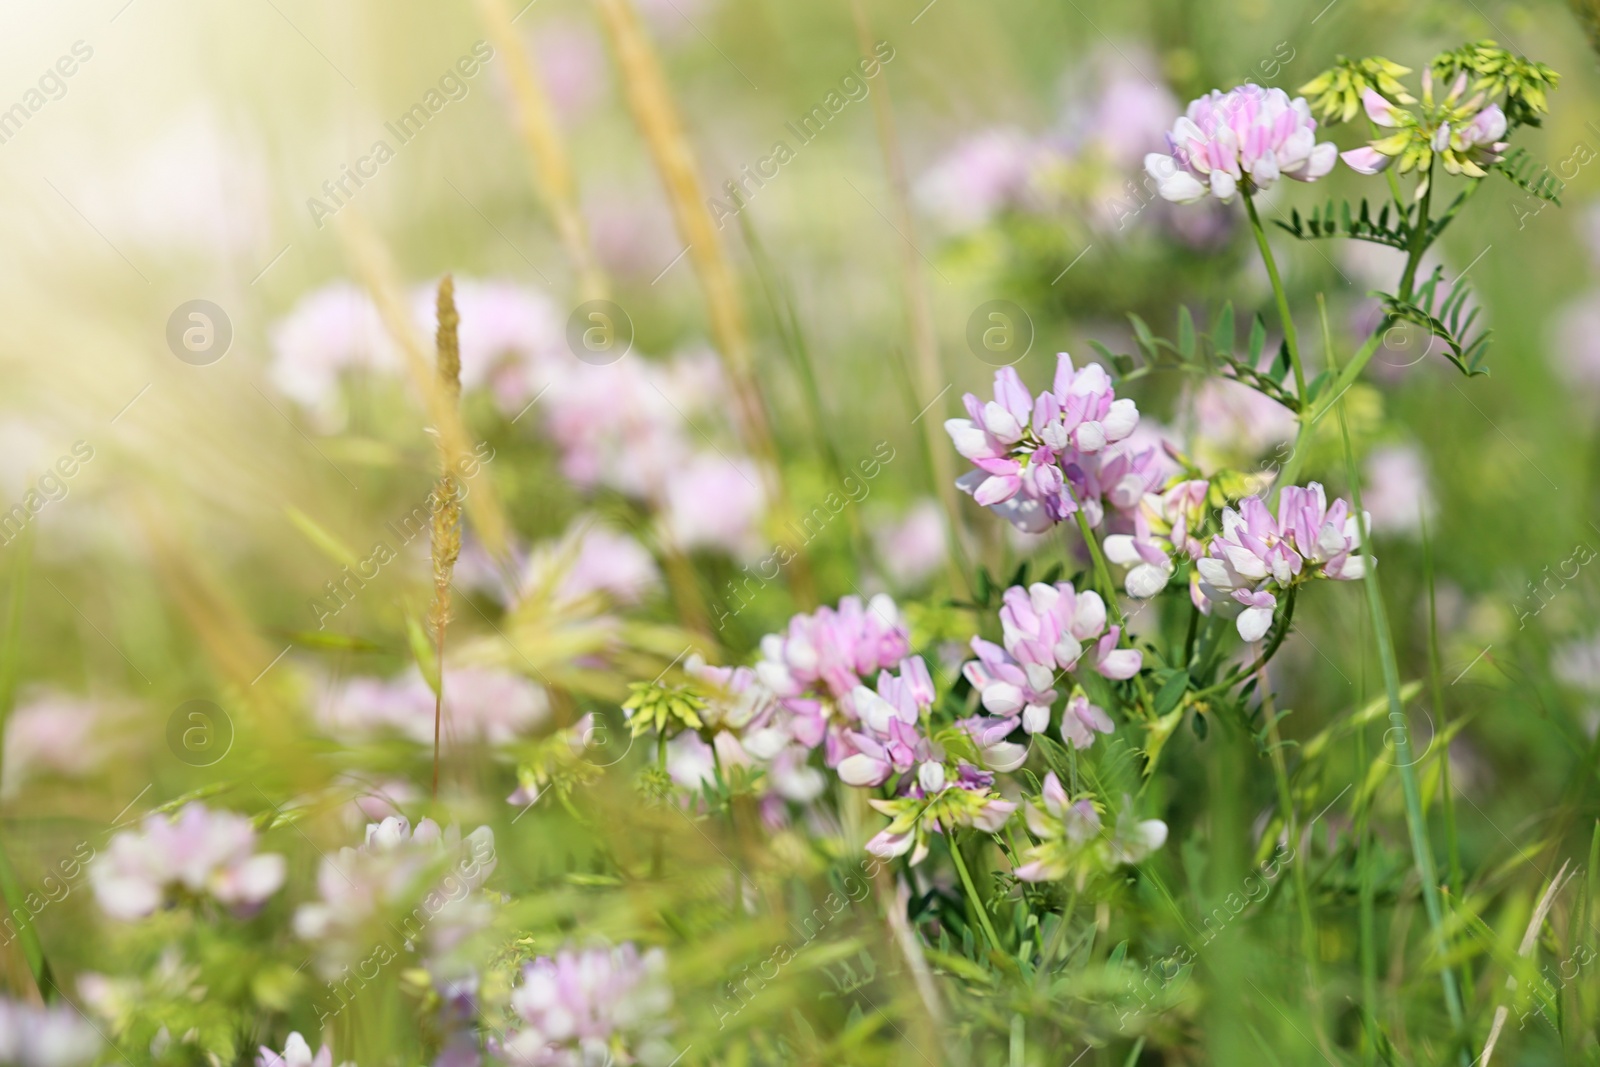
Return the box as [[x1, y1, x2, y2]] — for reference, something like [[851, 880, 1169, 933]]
[[2, 0, 1600, 1063]]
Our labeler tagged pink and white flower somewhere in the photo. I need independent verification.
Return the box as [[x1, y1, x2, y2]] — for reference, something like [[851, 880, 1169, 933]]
[[496, 943, 674, 1067], [1145, 84, 1337, 203], [90, 803, 286, 921]]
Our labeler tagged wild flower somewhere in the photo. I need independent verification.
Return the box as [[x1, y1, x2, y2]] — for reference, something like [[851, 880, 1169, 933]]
[[961, 581, 1140, 739], [1339, 75, 1507, 190], [865, 762, 1017, 865], [293, 817, 496, 976], [316, 667, 548, 747], [495, 943, 675, 1067], [871, 500, 948, 587], [257, 1033, 352, 1067], [0, 1001, 101, 1067], [1013, 773, 1102, 883], [754, 594, 911, 756], [1103, 479, 1209, 598], [835, 657, 939, 787], [1014, 776, 1167, 882], [1193, 483, 1368, 641], [89, 803, 285, 921], [945, 354, 1141, 533], [1143, 84, 1337, 204]]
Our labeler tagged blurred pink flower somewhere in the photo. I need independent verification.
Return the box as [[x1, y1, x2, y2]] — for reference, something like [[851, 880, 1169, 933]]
[[0, 1000, 101, 1067], [294, 817, 496, 976], [410, 277, 564, 412], [268, 282, 400, 427], [258, 1033, 346, 1067], [90, 803, 285, 921], [496, 943, 674, 1067], [1145, 84, 1336, 203], [1186, 378, 1295, 468], [521, 523, 662, 606], [916, 128, 1042, 232], [316, 666, 548, 747], [663, 454, 766, 557], [529, 19, 609, 121], [1554, 294, 1600, 405], [2, 691, 113, 794], [1363, 443, 1436, 536], [871, 501, 947, 587]]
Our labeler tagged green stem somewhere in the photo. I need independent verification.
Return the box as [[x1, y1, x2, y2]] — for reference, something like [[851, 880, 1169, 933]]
[[1194, 587, 1297, 698], [1257, 652, 1324, 1033], [1397, 166, 1434, 303], [949, 835, 1002, 953], [1325, 296, 1468, 1058], [1243, 190, 1307, 404]]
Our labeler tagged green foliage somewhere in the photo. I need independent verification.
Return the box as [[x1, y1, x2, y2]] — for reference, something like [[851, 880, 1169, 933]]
[[1376, 266, 1492, 377], [1275, 198, 1414, 249]]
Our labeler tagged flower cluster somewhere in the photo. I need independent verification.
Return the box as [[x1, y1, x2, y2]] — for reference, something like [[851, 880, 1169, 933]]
[[89, 803, 285, 921], [293, 816, 496, 976], [1144, 84, 1337, 204], [1013, 774, 1167, 883], [1103, 478, 1209, 598], [495, 943, 675, 1067], [0, 1000, 100, 1067], [315, 666, 548, 747], [1193, 483, 1367, 641], [945, 353, 1156, 534], [962, 582, 1139, 745], [1340, 71, 1507, 186], [754, 594, 911, 759], [866, 762, 1017, 866], [270, 280, 766, 558]]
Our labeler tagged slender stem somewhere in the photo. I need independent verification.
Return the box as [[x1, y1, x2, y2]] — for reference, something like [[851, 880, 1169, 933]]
[[1243, 191, 1307, 403], [1423, 505, 1467, 992], [1182, 599, 1201, 671], [1256, 649, 1325, 1043], [1325, 296, 1468, 1057], [950, 835, 1002, 952], [432, 629, 445, 798], [1194, 587, 1297, 698], [1072, 507, 1123, 624], [1397, 165, 1435, 302]]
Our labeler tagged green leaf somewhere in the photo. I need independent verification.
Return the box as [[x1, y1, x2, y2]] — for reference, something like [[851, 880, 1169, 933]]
[[1214, 302, 1235, 353], [1176, 306, 1196, 360], [1247, 314, 1267, 367], [1154, 671, 1190, 717]]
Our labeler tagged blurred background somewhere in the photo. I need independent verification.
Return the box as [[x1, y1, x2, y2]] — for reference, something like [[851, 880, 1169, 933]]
[[2, 0, 1600, 1062]]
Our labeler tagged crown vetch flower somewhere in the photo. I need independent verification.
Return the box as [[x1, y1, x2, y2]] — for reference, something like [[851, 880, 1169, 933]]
[[90, 802, 286, 921], [836, 657, 938, 787], [946, 354, 1141, 533], [1013, 772, 1102, 883], [755, 595, 911, 756], [1193, 482, 1368, 641], [1144, 84, 1337, 204], [1103, 478, 1210, 598], [496, 943, 674, 1067], [866, 762, 1017, 866], [0, 1001, 101, 1067], [257, 1033, 352, 1067], [1339, 72, 1508, 190]]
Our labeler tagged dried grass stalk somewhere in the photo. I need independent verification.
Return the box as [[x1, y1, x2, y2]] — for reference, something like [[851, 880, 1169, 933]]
[[475, 0, 609, 302], [591, 0, 813, 604], [429, 277, 465, 797], [337, 213, 514, 566]]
